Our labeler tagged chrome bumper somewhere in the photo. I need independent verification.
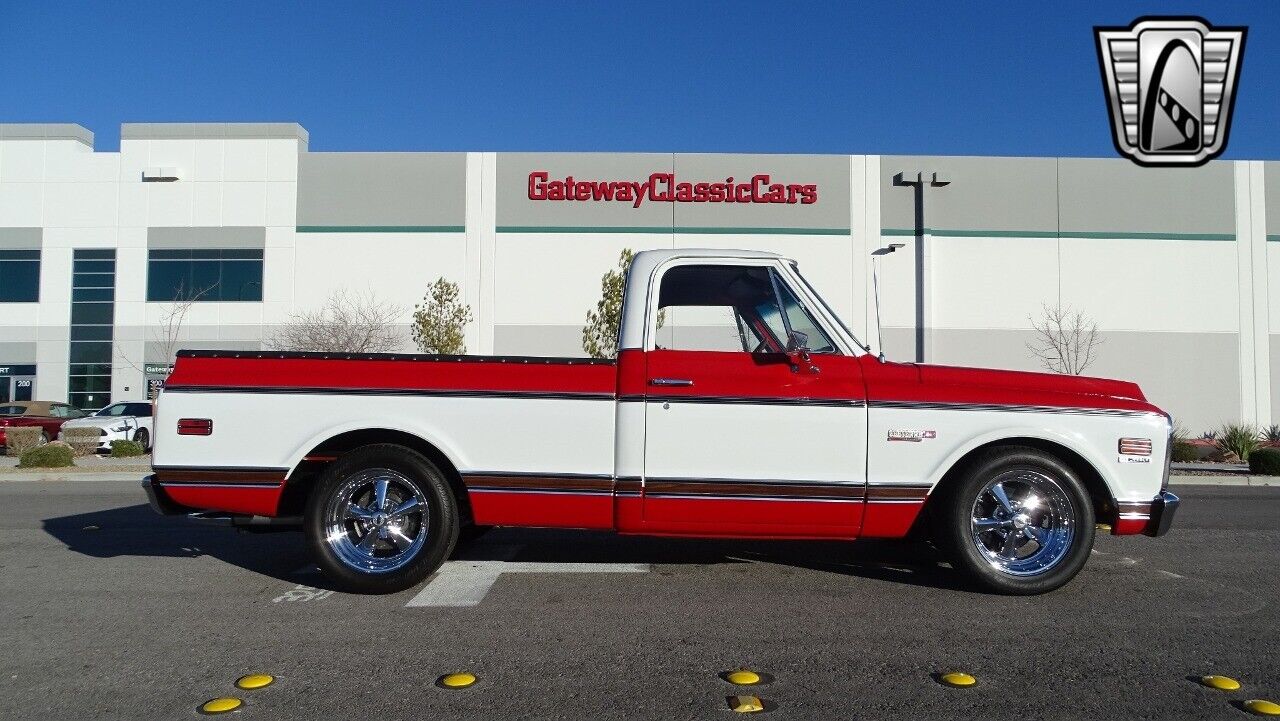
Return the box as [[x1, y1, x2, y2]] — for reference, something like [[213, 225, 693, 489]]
[[141, 474, 183, 515], [1145, 490, 1180, 537]]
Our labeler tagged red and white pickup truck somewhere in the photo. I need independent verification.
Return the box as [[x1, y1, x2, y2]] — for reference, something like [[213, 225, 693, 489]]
[[144, 249, 1177, 595]]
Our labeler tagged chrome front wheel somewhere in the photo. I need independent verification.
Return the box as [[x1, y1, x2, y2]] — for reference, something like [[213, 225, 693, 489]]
[[936, 447, 1095, 595], [969, 470, 1076, 577], [323, 468, 430, 574]]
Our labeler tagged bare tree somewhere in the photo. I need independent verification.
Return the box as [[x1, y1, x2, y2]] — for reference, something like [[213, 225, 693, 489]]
[[116, 282, 211, 379], [1026, 303, 1102, 375], [269, 289, 404, 353], [410, 278, 473, 355]]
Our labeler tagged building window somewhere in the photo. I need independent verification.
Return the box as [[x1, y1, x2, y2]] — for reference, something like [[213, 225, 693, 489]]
[[146, 249, 264, 302], [69, 249, 115, 411], [0, 250, 40, 302]]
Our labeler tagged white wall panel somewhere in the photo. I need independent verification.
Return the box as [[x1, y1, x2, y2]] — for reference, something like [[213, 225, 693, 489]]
[[0, 141, 45, 182], [1060, 239, 1239, 333], [291, 233, 468, 319], [493, 233, 672, 325], [930, 236, 1060, 329], [220, 182, 267, 226], [144, 182, 193, 227], [0, 182, 43, 227], [43, 182, 117, 227], [222, 139, 267, 182]]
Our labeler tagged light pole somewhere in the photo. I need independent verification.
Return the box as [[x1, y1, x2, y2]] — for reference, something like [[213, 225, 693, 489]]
[[892, 171, 949, 363]]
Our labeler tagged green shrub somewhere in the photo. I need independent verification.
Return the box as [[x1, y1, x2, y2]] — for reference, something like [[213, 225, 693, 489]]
[[60, 427, 101, 457], [1263, 424, 1280, 444], [1249, 448, 1280, 476], [109, 439, 145, 458], [1171, 441, 1198, 463], [4, 426, 43, 456], [18, 443, 74, 468], [1217, 423, 1259, 462], [1170, 421, 1191, 444]]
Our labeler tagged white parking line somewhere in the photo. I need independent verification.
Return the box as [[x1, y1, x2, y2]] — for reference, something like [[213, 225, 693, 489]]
[[406, 558, 650, 608]]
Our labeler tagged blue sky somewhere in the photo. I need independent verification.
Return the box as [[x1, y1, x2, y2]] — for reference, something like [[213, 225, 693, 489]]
[[2, 2, 1277, 158]]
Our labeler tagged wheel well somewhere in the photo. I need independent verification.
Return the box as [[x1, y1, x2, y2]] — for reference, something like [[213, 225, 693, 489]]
[[914, 437, 1115, 536], [276, 428, 473, 523]]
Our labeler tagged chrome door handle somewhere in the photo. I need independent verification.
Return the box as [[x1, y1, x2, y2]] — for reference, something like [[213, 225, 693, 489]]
[[649, 378, 694, 387]]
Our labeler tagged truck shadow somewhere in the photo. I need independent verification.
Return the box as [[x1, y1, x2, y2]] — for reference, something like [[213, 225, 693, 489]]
[[42, 504, 972, 592]]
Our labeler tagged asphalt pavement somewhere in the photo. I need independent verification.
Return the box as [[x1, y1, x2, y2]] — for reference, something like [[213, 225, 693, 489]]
[[0, 481, 1276, 720]]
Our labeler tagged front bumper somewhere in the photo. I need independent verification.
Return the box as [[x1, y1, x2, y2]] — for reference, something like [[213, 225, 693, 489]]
[[141, 474, 183, 515], [1144, 490, 1180, 537]]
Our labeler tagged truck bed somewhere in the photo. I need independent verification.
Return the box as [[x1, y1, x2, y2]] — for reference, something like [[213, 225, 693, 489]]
[[154, 350, 620, 523]]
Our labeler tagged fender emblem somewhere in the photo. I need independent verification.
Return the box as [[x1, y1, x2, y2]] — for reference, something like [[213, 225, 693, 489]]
[[888, 429, 937, 442]]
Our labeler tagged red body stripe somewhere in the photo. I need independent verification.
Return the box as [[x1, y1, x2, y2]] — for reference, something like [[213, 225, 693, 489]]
[[859, 502, 926, 538], [161, 483, 284, 516], [168, 355, 616, 395], [1111, 517, 1150, 535], [469, 491, 614, 530]]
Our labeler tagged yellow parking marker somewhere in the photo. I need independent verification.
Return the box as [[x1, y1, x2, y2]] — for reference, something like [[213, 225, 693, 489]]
[[939, 672, 977, 688], [199, 697, 243, 714], [728, 695, 765, 713], [236, 673, 275, 690], [1095, 523, 1112, 532], [725, 669, 762, 685], [1200, 675, 1241, 691], [1244, 699, 1280, 716], [438, 672, 477, 689]]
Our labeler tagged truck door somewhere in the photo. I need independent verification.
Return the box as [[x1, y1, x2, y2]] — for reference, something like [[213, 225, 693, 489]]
[[638, 261, 867, 536]]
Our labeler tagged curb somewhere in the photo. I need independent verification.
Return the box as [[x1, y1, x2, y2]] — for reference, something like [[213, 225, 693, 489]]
[[1168, 474, 1276, 487]]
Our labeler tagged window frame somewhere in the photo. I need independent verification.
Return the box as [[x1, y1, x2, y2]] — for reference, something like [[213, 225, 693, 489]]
[[145, 248, 265, 303], [644, 257, 856, 356], [0, 249, 41, 303]]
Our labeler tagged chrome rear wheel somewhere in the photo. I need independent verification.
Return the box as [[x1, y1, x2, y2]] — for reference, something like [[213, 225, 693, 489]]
[[322, 468, 430, 575]]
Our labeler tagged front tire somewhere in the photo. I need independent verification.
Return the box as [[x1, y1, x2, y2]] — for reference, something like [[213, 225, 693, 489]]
[[935, 447, 1095, 595], [133, 428, 150, 451], [305, 444, 459, 594]]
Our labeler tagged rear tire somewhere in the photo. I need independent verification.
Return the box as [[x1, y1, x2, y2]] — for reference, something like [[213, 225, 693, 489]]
[[38, 432, 49, 445], [133, 428, 150, 451], [305, 444, 459, 594], [934, 447, 1094, 595]]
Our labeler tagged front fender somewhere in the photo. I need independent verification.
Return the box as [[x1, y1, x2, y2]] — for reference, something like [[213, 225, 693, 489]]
[[921, 425, 1118, 497]]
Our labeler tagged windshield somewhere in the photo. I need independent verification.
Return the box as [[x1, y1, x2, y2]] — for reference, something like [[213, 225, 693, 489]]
[[790, 262, 867, 352], [95, 403, 129, 417]]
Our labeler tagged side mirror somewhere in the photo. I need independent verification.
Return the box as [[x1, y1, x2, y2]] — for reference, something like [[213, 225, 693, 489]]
[[785, 331, 819, 374]]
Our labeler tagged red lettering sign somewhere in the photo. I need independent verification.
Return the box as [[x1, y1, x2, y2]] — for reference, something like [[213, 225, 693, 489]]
[[527, 171, 818, 207]]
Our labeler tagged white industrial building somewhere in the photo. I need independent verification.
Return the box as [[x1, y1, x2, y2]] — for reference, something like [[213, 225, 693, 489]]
[[0, 122, 1275, 432]]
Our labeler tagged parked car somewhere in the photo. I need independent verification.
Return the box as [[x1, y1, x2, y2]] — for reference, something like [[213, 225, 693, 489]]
[[0, 401, 87, 446], [59, 401, 155, 451], [145, 249, 1178, 595]]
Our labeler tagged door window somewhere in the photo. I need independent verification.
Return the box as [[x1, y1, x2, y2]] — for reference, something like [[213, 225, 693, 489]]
[[654, 264, 836, 354], [655, 265, 782, 353]]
